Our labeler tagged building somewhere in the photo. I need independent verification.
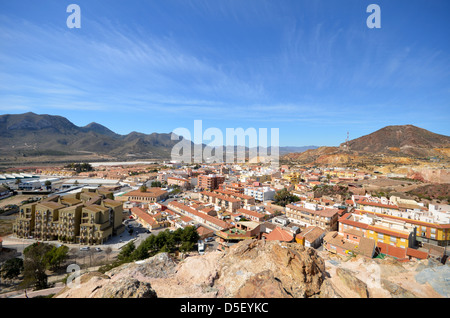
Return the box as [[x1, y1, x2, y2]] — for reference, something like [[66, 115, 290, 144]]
[[216, 221, 263, 251], [120, 188, 168, 203], [199, 191, 242, 213], [13, 202, 36, 239], [13, 189, 124, 245], [167, 176, 190, 189], [354, 209, 450, 249], [285, 202, 339, 231], [264, 227, 294, 242], [130, 207, 167, 230], [295, 226, 326, 249], [356, 198, 400, 214], [168, 201, 231, 231], [213, 189, 256, 206], [338, 212, 420, 259], [243, 186, 275, 202], [323, 231, 376, 258], [198, 174, 225, 191], [236, 208, 265, 222]]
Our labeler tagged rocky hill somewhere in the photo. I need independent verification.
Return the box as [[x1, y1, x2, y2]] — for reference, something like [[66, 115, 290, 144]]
[[344, 125, 450, 157], [283, 125, 450, 166], [54, 239, 449, 298]]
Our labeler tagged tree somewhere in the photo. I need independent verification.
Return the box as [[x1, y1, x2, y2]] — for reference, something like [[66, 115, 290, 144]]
[[181, 226, 199, 245], [104, 246, 112, 261], [44, 180, 52, 190], [151, 181, 162, 188], [22, 242, 52, 290], [43, 245, 69, 271], [139, 185, 148, 192], [1, 258, 24, 281], [118, 241, 135, 261], [179, 241, 194, 254], [274, 188, 300, 207]]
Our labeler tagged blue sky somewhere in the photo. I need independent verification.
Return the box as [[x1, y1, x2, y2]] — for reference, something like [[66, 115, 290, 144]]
[[0, 0, 449, 147]]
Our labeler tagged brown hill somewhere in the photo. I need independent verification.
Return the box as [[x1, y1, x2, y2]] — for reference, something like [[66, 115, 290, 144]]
[[344, 125, 450, 157], [283, 125, 450, 165]]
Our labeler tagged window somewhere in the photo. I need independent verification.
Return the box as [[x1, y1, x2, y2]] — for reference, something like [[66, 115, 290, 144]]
[[431, 228, 436, 234]]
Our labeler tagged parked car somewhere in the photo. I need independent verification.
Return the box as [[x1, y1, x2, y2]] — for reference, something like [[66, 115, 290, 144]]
[[80, 246, 90, 251], [95, 247, 102, 252]]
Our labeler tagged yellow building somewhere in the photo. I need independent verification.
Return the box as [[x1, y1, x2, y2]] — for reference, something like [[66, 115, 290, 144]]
[[13, 189, 125, 245], [13, 203, 36, 239]]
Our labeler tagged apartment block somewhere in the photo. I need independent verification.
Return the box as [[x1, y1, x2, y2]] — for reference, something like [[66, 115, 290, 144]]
[[198, 174, 225, 191], [13, 189, 124, 245], [13, 202, 36, 239], [243, 186, 275, 202]]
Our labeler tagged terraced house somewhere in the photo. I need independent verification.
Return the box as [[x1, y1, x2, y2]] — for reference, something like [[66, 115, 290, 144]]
[[285, 202, 340, 231], [199, 191, 242, 213], [13, 188, 124, 245]]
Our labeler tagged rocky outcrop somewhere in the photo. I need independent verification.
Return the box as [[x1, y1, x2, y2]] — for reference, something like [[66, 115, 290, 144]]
[[56, 239, 326, 298], [55, 239, 448, 298], [335, 268, 370, 298], [55, 272, 157, 298], [212, 239, 325, 298]]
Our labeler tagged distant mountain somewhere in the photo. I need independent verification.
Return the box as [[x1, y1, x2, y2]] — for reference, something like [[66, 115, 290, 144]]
[[283, 125, 450, 165], [0, 112, 186, 159]]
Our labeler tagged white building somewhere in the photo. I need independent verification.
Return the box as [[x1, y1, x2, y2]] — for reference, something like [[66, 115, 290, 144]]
[[244, 186, 276, 202]]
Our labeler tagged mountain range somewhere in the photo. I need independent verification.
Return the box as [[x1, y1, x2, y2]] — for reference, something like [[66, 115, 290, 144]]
[[1, 113, 448, 165], [0, 112, 182, 160], [0, 112, 317, 162]]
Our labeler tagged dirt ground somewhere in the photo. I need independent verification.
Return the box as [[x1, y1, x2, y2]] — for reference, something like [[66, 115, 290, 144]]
[[0, 219, 15, 237], [0, 195, 44, 209]]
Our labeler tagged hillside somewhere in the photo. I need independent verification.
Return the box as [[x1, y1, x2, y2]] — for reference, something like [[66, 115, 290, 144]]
[[344, 125, 450, 157], [283, 125, 450, 166], [0, 112, 185, 162]]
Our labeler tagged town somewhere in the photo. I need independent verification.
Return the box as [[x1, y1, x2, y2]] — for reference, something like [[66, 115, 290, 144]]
[[0, 158, 448, 297]]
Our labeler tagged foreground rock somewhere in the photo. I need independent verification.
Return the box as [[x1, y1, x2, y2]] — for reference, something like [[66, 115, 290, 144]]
[[55, 239, 448, 298], [56, 239, 325, 298], [55, 272, 157, 298]]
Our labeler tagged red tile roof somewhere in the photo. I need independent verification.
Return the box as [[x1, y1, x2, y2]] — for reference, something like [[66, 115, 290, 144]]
[[265, 227, 294, 242], [131, 207, 157, 227]]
